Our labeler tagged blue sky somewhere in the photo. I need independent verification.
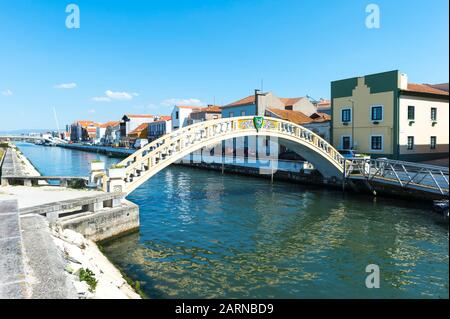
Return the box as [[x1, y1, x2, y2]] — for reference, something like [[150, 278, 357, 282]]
[[0, 0, 448, 130]]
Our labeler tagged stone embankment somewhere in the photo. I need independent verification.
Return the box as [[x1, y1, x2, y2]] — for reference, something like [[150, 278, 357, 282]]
[[0, 145, 141, 299]]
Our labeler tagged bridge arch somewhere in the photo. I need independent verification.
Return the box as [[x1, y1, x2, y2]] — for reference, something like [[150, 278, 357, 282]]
[[105, 116, 345, 194]]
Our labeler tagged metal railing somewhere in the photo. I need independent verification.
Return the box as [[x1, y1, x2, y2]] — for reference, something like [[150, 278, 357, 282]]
[[345, 158, 449, 195]]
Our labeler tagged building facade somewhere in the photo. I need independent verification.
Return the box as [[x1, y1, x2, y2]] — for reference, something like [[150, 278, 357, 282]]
[[120, 114, 154, 140], [187, 106, 222, 125], [148, 116, 172, 141], [222, 91, 317, 118], [171, 106, 203, 130], [331, 70, 449, 161], [70, 120, 97, 142]]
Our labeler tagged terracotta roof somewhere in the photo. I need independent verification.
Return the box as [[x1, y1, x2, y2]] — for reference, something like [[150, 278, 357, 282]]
[[98, 121, 120, 128], [124, 114, 154, 118], [266, 108, 313, 125], [404, 83, 449, 96], [151, 116, 172, 123], [192, 105, 222, 113], [426, 83, 449, 92], [75, 120, 94, 127], [226, 95, 255, 107], [280, 97, 304, 106], [177, 105, 204, 110], [310, 112, 331, 122], [317, 99, 331, 106], [129, 123, 149, 135]]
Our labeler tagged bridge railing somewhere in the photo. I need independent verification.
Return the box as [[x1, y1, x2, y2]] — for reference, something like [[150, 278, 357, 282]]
[[345, 158, 449, 195]]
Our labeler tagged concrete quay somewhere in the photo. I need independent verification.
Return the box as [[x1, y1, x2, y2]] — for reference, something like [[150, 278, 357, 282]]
[[0, 146, 142, 299]]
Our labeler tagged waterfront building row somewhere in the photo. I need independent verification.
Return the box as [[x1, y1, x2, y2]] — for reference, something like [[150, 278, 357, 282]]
[[61, 69, 448, 162]]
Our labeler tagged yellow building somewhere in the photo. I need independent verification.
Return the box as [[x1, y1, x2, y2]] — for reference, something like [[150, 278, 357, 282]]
[[331, 70, 449, 161]]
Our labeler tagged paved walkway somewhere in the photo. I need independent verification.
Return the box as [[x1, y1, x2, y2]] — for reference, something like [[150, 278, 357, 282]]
[[0, 199, 27, 299], [20, 214, 77, 299], [0, 186, 105, 210]]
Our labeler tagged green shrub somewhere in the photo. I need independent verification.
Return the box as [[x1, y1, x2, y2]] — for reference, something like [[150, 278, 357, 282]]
[[79, 268, 98, 293]]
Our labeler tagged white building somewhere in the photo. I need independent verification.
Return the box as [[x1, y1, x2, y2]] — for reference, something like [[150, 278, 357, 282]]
[[148, 116, 172, 141], [120, 114, 154, 141], [171, 106, 202, 130]]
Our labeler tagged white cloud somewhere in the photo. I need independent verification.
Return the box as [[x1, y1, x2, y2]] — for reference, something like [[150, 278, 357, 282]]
[[161, 98, 203, 107], [2, 89, 13, 96], [91, 90, 138, 102], [105, 90, 138, 100], [54, 82, 77, 89], [88, 109, 96, 114], [91, 96, 111, 102]]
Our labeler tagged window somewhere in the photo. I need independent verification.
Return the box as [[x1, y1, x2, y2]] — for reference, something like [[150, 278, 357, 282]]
[[175, 111, 179, 119], [341, 108, 351, 123], [431, 108, 437, 121], [241, 110, 246, 116], [213, 115, 218, 119], [407, 106, 415, 120], [431, 136, 437, 149], [229, 112, 234, 118], [407, 136, 414, 150], [371, 105, 383, 121], [342, 136, 351, 150], [371, 136, 383, 151]]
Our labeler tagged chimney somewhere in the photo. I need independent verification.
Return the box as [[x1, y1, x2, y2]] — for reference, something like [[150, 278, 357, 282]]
[[399, 73, 408, 90], [255, 89, 261, 115]]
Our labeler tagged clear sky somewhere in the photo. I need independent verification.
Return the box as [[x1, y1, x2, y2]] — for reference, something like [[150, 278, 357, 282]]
[[0, 0, 448, 130]]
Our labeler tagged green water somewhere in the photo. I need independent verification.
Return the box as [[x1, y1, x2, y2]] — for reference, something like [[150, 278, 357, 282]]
[[17, 143, 449, 299]]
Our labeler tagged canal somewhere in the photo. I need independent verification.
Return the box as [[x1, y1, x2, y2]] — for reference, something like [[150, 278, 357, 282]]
[[16, 142, 449, 299]]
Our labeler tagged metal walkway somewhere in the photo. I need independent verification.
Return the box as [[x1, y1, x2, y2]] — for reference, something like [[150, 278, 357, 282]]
[[345, 158, 449, 196]]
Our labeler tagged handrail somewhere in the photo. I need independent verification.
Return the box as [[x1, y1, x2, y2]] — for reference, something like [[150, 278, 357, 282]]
[[345, 157, 449, 195]]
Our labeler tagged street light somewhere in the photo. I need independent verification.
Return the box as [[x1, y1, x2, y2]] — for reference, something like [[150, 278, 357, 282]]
[[348, 98, 355, 150]]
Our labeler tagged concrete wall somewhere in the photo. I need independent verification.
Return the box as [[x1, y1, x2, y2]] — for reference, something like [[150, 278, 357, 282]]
[[58, 200, 140, 242], [222, 104, 256, 118], [291, 98, 317, 116]]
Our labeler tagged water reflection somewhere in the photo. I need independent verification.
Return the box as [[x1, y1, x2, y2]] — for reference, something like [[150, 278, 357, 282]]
[[103, 168, 448, 299], [16, 143, 449, 299]]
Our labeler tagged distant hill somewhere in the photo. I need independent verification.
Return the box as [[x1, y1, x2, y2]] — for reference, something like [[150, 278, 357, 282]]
[[0, 129, 56, 135]]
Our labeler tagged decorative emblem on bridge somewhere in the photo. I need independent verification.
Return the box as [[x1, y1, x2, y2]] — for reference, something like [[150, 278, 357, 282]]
[[253, 116, 264, 132]]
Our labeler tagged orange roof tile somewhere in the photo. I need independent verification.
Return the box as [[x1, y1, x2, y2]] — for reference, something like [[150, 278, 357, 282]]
[[98, 121, 120, 128], [152, 116, 172, 123], [266, 108, 313, 125], [310, 112, 331, 122], [280, 97, 304, 106], [192, 105, 222, 113], [130, 123, 148, 133], [125, 114, 154, 118], [404, 83, 449, 96], [226, 95, 255, 107], [76, 120, 94, 127], [177, 105, 204, 110]]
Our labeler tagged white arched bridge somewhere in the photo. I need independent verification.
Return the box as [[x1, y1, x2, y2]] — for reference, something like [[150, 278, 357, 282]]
[[0, 135, 67, 145], [94, 116, 346, 195], [90, 116, 448, 198]]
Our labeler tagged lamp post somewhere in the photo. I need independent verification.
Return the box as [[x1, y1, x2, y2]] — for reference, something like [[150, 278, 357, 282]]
[[348, 98, 355, 150]]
